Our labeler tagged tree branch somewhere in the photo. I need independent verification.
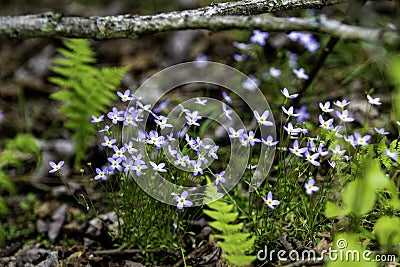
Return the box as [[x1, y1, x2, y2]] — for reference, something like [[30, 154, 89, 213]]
[[1, 0, 344, 39], [0, 0, 399, 48]]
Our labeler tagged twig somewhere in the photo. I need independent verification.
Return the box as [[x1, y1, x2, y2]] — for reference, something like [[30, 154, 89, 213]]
[[0, 1, 399, 49]]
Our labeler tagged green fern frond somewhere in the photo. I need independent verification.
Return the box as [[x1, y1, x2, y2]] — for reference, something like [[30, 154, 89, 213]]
[[49, 39, 129, 167], [204, 184, 256, 266]]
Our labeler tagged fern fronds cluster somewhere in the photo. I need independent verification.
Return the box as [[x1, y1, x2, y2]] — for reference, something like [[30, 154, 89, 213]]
[[49, 39, 129, 167], [204, 187, 256, 266], [0, 134, 40, 215]]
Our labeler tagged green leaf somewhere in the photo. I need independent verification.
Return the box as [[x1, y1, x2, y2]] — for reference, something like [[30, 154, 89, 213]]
[[218, 235, 256, 253], [0, 197, 7, 215], [215, 232, 252, 242], [206, 201, 235, 214], [223, 254, 256, 266], [325, 201, 347, 218], [374, 216, 400, 248], [0, 171, 15, 194], [203, 209, 238, 224], [49, 38, 129, 167], [342, 179, 375, 217], [209, 221, 243, 233], [365, 159, 390, 191], [326, 233, 377, 267]]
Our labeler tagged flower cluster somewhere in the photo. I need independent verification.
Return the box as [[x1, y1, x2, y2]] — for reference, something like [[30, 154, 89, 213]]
[[232, 30, 314, 89], [278, 88, 395, 195], [287, 32, 320, 53], [83, 86, 279, 209]]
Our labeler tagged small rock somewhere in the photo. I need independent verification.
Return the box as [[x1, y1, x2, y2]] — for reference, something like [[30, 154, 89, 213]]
[[48, 204, 68, 242]]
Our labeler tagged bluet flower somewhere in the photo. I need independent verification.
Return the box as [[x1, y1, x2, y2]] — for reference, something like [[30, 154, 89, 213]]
[[354, 132, 371, 146], [195, 97, 207, 106], [49, 161, 64, 173], [295, 105, 310, 123], [282, 106, 300, 117], [262, 191, 280, 209], [101, 136, 116, 148], [333, 99, 350, 109], [222, 92, 233, 104], [91, 115, 104, 123], [367, 95, 381, 105], [319, 101, 334, 113], [254, 110, 273, 126], [250, 30, 269, 46], [293, 68, 309, 80], [374, 128, 389, 135], [172, 191, 193, 210], [228, 127, 245, 139], [262, 135, 279, 146], [94, 167, 108, 180], [305, 179, 319, 194], [336, 110, 354, 122], [289, 140, 307, 157], [108, 157, 122, 172], [330, 145, 345, 155], [242, 75, 259, 91], [222, 103, 232, 121], [150, 161, 167, 172], [215, 171, 226, 185], [319, 115, 334, 130], [385, 149, 398, 161], [305, 152, 320, 166], [281, 88, 299, 99], [117, 90, 133, 102], [269, 67, 281, 78]]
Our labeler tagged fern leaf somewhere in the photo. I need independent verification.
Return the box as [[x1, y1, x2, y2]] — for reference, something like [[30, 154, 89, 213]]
[[49, 38, 129, 167], [209, 221, 243, 233], [206, 201, 235, 213], [203, 209, 238, 224], [0, 171, 15, 194], [218, 235, 256, 253], [204, 183, 256, 266], [223, 254, 257, 266]]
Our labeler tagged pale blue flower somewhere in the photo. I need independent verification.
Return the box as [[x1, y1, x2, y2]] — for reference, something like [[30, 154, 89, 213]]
[[94, 167, 108, 180], [367, 95, 381, 105], [262, 135, 279, 146], [319, 101, 334, 113], [281, 88, 299, 99], [150, 161, 167, 172], [214, 171, 226, 185], [117, 90, 133, 102], [254, 110, 273, 126], [250, 30, 269, 46], [293, 68, 309, 80], [289, 140, 308, 157], [262, 191, 280, 209], [336, 110, 354, 122], [172, 191, 193, 210], [305, 151, 320, 166], [49, 161, 64, 173], [305, 179, 319, 194]]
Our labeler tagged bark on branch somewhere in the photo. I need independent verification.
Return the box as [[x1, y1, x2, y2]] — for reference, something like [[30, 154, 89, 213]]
[[0, 0, 345, 39], [0, 0, 399, 48]]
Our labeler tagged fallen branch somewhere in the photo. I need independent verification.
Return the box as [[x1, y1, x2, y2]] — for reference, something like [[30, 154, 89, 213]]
[[1, 8, 399, 48], [0, 0, 347, 40]]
